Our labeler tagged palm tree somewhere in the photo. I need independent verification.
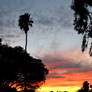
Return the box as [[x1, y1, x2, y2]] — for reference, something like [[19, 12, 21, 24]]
[[18, 13, 34, 52]]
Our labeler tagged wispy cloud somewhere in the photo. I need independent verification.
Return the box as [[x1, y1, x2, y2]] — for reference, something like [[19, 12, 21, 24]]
[[42, 48, 92, 80]]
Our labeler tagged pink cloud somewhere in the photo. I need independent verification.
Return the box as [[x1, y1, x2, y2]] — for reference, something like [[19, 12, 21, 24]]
[[41, 48, 92, 87]]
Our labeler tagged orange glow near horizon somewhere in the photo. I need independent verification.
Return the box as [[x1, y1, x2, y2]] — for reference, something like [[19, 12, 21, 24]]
[[10, 49, 92, 92], [36, 69, 92, 92], [36, 86, 80, 92], [10, 70, 92, 92], [40, 49, 92, 92], [45, 70, 92, 86]]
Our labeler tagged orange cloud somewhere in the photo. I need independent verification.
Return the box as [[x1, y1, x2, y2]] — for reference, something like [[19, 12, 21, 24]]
[[44, 70, 92, 87], [41, 48, 92, 88]]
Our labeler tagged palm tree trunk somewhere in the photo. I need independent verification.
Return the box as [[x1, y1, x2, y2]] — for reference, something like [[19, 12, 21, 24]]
[[25, 32, 28, 52]]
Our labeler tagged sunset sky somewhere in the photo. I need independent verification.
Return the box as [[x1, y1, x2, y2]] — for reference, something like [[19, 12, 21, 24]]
[[0, 0, 92, 92]]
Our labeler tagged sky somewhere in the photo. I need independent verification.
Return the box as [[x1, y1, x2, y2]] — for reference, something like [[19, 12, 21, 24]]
[[0, 0, 92, 92]]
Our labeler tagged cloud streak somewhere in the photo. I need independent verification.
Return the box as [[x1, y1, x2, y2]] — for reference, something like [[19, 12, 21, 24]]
[[41, 48, 92, 87]]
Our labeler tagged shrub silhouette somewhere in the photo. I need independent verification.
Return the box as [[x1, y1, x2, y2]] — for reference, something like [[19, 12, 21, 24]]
[[0, 41, 48, 91], [78, 81, 89, 92]]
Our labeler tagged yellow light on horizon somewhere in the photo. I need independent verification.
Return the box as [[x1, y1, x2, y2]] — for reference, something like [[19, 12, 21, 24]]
[[36, 86, 80, 92], [17, 88, 23, 92]]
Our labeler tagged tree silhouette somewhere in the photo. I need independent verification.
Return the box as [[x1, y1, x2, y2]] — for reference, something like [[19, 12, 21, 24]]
[[71, 0, 92, 55], [18, 13, 34, 52], [0, 41, 48, 91], [83, 81, 89, 92], [78, 81, 89, 92]]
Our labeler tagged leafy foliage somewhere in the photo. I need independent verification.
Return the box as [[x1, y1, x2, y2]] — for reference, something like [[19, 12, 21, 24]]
[[71, 0, 92, 55], [19, 13, 33, 33], [0, 42, 48, 90], [18, 13, 34, 51]]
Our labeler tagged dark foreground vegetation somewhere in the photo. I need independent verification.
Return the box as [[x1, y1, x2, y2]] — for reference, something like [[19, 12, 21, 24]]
[[0, 39, 48, 92]]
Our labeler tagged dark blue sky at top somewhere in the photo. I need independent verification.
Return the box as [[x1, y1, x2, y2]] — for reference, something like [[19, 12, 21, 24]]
[[0, 0, 72, 28]]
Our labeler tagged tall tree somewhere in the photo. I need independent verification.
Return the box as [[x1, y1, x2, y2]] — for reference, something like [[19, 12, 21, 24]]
[[0, 42, 48, 91], [71, 0, 92, 55], [18, 13, 34, 52]]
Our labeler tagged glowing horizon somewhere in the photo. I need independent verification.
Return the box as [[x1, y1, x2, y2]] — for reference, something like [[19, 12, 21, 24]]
[[37, 49, 92, 92], [36, 86, 80, 92]]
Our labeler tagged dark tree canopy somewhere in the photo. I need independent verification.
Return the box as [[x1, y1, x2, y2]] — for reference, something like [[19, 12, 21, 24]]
[[18, 13, 33, 33], [71, 0, 92, 55], [77, 81, 92, 92], [0, 42, 48, 91]]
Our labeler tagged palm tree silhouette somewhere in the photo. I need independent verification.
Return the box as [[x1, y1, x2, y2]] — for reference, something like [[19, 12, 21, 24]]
[[18, 13, 34, 52]]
